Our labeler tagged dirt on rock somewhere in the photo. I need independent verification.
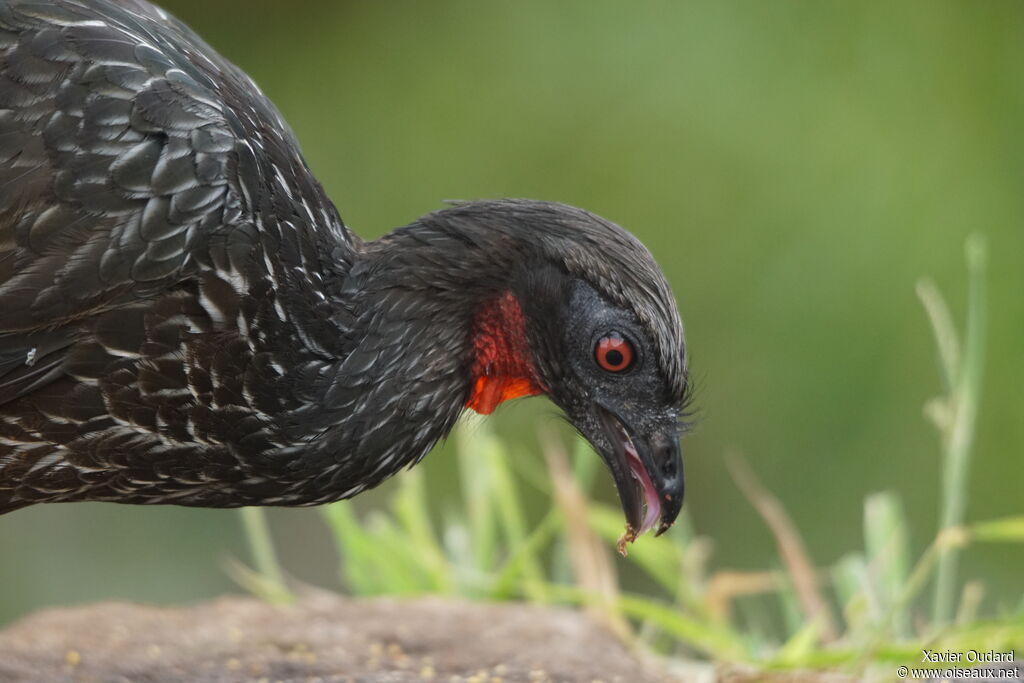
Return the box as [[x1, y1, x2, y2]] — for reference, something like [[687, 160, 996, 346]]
[[0, 592, 682, 682]]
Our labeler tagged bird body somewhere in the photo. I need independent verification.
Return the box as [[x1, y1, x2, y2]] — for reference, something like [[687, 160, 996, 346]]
[[0, 0, 690, 546]]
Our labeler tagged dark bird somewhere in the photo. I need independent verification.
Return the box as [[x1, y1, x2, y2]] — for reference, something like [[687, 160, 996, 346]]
[[0, 0, 690, 548]]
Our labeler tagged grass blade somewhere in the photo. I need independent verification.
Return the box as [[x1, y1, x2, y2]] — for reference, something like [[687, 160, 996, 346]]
[[864, 491, 911, 636], [932, 234, 987, 626], [237, 507, 291, 603], [727, 452, 838, 642], [916, 279, 961, 392], [322, 502, 386, 595], [455, 421, 500, 584], [970, 516, 1024, 543], [392, 467, 454, 594]]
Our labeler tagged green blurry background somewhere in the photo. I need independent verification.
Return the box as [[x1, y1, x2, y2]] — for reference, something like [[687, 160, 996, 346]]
[[1, 1, 1021, 626]]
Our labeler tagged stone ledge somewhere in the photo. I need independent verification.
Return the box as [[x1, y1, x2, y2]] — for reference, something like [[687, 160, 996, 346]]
[[0, 592, 678, 683]]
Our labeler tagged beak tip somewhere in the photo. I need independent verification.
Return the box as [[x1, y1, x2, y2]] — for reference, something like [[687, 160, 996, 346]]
[[592, 404, 685, 550]]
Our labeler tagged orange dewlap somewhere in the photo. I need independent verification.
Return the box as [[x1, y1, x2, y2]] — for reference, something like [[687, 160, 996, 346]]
[[467, 376, 541, 415], [465, 291, 544, 415]]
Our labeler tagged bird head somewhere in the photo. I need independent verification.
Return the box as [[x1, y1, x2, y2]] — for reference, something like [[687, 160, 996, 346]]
[[423, 200, 690, 552]]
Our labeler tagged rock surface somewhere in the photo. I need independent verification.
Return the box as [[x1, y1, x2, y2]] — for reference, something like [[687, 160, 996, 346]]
[[0, 593, 678, 682]]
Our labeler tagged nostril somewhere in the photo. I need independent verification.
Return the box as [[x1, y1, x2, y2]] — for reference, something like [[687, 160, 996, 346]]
[[650, 434, 680, 481], [660, 450, 676, 477]]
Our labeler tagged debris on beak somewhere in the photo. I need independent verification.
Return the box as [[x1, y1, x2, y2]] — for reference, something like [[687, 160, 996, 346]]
[[613, 423, 663, 556], [593, 407, 683, 556]]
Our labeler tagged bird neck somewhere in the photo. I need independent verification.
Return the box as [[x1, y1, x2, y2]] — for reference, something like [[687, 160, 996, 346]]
[[291, 209, 549, 497]]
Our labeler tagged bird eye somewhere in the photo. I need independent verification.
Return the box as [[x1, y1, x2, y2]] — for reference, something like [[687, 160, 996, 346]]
[[594, 333, 634, 372]]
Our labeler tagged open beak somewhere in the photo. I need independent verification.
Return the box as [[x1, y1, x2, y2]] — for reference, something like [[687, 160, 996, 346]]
[[595, 405, 684, 554]]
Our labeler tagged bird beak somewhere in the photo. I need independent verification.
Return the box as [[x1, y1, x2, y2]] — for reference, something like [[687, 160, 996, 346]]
[[594, 405, 684, 555]]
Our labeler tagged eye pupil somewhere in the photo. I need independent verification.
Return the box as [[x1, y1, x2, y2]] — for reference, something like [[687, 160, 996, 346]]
[[594, 333, 634, 372]]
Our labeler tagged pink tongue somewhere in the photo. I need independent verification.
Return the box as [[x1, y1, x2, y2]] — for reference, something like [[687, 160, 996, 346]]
[[624, 441, 661, 535]]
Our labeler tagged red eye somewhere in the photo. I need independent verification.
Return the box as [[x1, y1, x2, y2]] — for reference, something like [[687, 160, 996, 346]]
[[595, 333, 634, 372]]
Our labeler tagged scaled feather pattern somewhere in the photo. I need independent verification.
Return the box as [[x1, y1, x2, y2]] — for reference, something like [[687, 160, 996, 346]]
[[0, 0, 689, 534]]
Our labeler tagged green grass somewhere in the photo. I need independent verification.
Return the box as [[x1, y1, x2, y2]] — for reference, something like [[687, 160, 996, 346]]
[[233, 235, 1024, 675]]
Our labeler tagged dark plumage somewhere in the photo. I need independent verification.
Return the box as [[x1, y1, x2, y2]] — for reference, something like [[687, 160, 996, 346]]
[[0, 0, 690, 546]]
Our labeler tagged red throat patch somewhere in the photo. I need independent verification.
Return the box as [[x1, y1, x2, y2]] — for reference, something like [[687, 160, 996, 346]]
[[465, 291, 544, 414]]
